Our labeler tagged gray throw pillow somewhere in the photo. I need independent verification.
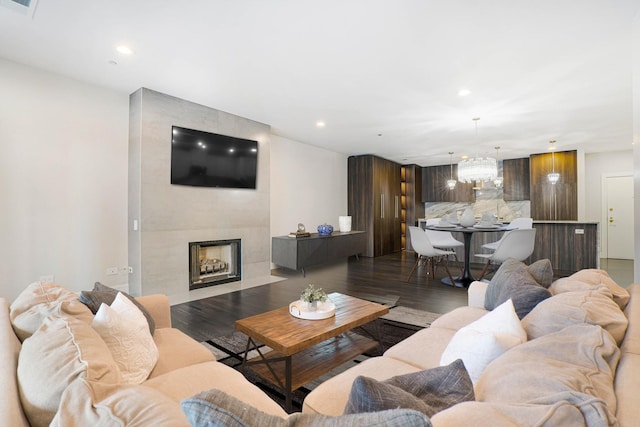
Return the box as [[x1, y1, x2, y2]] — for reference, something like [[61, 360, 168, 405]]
[[527, 259, 553, 288], [79, 282, 155, 334], [485, 260, 552, 307], [344, 359, 474, 417], [485, 264, 551, 319], [181, 389, 431, 427]]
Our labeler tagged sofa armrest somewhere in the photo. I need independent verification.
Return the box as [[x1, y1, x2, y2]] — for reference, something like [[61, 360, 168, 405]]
[[136, 294, 172, 329], [468, 281, 488, 308]]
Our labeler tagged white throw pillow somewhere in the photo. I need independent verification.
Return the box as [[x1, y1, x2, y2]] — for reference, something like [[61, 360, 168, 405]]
[[440, 299, 526, 383], [92, 292, 159, 384]]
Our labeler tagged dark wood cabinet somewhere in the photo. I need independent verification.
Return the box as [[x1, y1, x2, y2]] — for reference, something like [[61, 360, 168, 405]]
[[421, 165, 474, 202], [503, 158, 530, 201], [348, 155, 402, 257], [529, 222, 598, 275], [402, 165, 425, 252], [530, 150, 577, 220]]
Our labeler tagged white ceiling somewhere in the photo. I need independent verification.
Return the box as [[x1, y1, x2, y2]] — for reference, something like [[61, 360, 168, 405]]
[[1, 0, 638, 166]]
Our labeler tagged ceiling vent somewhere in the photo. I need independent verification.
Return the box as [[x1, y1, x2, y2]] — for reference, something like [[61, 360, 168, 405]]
[[0, 0, 39, 18]]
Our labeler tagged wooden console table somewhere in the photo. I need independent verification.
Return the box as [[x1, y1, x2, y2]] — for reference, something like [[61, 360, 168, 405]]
[[272, 231, 366, 276]]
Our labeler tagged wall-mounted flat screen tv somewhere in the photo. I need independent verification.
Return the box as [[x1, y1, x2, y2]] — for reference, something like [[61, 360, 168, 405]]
[[170, 126, 258, 189]]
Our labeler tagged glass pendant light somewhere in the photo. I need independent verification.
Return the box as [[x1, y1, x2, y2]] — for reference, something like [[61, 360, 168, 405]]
[[547, 140, 560, 184], [446, 152, 456, 190], [493, 146, 503, 188]]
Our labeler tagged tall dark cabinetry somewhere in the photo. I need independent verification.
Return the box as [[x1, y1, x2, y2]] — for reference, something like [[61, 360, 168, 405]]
[[530, 150, 577, 220], [348, 155, 402, 257]]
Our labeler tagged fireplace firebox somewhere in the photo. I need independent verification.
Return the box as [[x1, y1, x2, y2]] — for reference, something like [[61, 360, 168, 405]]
[[189, 239, 241, 290]]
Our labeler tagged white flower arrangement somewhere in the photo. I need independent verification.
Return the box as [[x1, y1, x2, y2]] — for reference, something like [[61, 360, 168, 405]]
[[300, 284, 327, 303]]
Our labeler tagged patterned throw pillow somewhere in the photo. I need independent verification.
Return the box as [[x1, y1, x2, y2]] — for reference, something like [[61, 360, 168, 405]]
[[92, 292, 159, 384], [344, 359, 474, 417]]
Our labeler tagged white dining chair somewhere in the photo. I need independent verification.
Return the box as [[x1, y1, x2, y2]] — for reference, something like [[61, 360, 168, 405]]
[[481, 217, 533, 251], [425, 218, 463, 272], [475, 228, 537, 280], [407, 226, 456, 285]]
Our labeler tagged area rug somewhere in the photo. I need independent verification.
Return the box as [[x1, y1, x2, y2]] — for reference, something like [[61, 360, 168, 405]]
[[201, 306, 440, 411]]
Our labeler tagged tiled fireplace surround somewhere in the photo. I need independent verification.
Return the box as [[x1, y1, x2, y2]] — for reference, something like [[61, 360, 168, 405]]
[[128, 88, 273, 304]]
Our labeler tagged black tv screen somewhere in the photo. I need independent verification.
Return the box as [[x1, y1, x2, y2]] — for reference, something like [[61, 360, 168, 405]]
[[170, 126, 258, 189]]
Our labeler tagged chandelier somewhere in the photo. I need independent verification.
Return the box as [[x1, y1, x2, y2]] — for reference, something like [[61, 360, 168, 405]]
[[458, 157, 498, 183], [457, 118, 498, 183]]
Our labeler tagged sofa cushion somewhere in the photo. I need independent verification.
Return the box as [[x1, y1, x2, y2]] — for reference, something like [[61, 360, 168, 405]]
[[0, 298, 29, 426], [10, 281, 92, 341], [143, 361, 288, 418], [181, 389, 431, 427], [51, 378, 190, 426], [522, 289, 628, 345], [558, 269, 630, 310], [17, 314, 121, 427], [430, 400, 595, 427], [344, 359, 474, 417], [92, 292, 159, 384], [383, 326, 457, 370], [440, 299, 526, 383], [429, 306, 488, 331], [80, 282, 155, 334], [302, 356, 422, 416], [476, 324, 620, 424], [149, 328, 215, 378], [484, 259, 551, 319]]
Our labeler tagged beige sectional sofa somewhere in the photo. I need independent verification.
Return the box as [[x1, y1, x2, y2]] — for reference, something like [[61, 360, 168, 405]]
[[2, 267, 638, 426], [1, 282, 288, 427], [303, 269, 640, 426]]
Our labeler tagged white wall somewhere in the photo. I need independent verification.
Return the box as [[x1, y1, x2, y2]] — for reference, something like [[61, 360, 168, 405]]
[[270, 136, 348, 241], [0, 59, 350, 301], [585, 150, 633, 257], [585, 150, 633, 223], [0, 58, 129, 300]]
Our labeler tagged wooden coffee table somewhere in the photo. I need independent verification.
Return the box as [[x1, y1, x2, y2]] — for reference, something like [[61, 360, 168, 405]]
[[235, 293, 389, 411]]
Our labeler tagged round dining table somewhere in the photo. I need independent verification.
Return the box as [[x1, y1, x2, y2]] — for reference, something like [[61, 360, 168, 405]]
[[426, 223, 510, 288]]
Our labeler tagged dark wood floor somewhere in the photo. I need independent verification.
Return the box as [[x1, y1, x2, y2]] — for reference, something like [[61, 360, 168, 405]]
[[171, 251, 470, 342]]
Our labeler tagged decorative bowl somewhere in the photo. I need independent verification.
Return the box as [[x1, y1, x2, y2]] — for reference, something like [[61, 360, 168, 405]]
[[317, 223, 334, 235]]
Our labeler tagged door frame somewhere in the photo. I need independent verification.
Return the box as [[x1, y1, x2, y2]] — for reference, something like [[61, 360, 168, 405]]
[[600, 172, 633, 258]]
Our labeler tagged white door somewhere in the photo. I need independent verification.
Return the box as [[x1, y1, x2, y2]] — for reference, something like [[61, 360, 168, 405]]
[[605, 175, 634, 259]]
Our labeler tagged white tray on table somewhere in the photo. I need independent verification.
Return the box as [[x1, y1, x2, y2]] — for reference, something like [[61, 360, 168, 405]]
[[289, 299, 336, 320]]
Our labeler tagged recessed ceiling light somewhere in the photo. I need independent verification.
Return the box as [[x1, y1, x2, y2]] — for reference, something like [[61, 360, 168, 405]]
[[458, 89, 471, 97], [316, 121, 326, 128], [116, 45, 133, 55]]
